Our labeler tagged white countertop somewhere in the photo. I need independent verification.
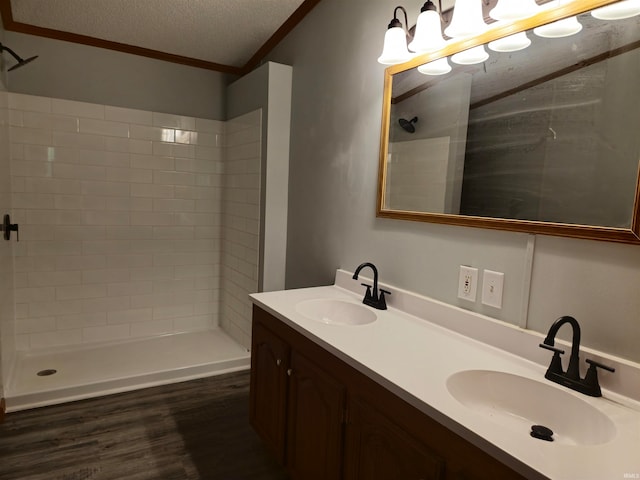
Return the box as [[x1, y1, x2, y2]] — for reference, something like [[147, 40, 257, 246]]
[[250, 270, 640, 480]]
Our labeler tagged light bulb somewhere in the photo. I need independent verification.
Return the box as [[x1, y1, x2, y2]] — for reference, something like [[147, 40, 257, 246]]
[[451, 45, 490, 65], [592, 0, 640, 20], [488, 31, 532, 52], [417, 57, 452, 75]]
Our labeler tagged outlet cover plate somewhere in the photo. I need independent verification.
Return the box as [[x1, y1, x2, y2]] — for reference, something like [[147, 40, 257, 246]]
[[458, 266, 478, 301]]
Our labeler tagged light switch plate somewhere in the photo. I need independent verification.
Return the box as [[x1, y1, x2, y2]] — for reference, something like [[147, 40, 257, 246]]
[[482, 270, 504, 308]]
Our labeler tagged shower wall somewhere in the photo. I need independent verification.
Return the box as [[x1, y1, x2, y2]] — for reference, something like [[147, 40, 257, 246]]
[[7, 93, 261, 351], [220, 111, 262, 348], [0, 91, 16, 393]]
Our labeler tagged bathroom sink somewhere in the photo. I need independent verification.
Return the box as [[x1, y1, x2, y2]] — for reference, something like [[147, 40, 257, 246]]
[[446, 370, 616, 446], [295, 299, 377, 326]]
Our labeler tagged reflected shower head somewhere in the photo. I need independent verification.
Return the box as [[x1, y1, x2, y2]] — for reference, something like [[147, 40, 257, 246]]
[[398, 116, 418, 133], [0, 43, 38, 71]]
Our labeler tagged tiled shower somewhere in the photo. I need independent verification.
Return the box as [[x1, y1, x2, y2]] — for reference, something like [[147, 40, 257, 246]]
[[0, 91, 262, 409]]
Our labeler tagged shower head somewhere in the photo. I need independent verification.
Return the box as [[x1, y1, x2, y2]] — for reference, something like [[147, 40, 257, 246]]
[[398, 116, 418, 133], [0, 43, 38, 72]]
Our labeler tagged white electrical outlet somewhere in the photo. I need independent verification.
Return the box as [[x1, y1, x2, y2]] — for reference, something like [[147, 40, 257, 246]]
[[482, 270, 504, 308], [457, 266, 478, 301]]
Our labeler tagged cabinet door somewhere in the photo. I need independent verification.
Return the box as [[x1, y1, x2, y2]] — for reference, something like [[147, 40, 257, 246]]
[[249, 320, 290, 464], [345, 396, 445, 480], [286, 350, 346, 480]]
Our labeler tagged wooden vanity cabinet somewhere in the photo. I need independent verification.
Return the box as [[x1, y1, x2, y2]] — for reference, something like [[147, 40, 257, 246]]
[[249, 305, 529, 480]]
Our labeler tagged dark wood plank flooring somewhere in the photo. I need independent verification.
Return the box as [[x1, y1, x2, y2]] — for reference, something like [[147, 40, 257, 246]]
[[0, 370, 289, 480]]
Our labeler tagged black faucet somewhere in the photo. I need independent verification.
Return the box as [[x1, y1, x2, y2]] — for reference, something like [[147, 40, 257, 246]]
[[539, 316, 614, 397], [352, 262, 390, 310]]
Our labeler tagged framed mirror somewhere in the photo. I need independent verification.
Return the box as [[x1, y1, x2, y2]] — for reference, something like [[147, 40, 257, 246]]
[[377, 0, 640, 244]]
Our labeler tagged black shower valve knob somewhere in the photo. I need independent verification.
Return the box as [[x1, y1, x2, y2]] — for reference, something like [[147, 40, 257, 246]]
[[1, 214, 19, 241]]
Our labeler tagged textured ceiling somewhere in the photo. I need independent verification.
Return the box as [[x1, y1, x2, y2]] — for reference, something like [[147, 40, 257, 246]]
[[6, 0, 309, 72]]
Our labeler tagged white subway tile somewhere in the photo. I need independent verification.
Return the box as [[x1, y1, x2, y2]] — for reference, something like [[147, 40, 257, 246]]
[[107, 281, 152, 297], [106, 167, 152, 184], [105, 106, 153, 125], [106, 226, 153, 240], [195, 118, 224, 134], [56, 312, 106, 329], [27, 240, 83, 256], [82, 211, 130, 226], [9, 93, 52, 113], [152, 198, 195, 212], [11, 160, 53, 178], [82, 240, 131, 255], [29, 299, 83, 317], [15, 286, 56, 303], [30, 329, 83, 349], [130, 212, 173, 226], [129, 266, 174, 282], [22, 111, 79, 132], [130, 125, 174, 142], [130, 154, 174, 171], [153, 303, 194, 320], [24, 177, 82, 195], [128, 139, 153, 155], [152, 226, 194, 240], [53, 132, 106, 150], [82, 324, 130, 343], [81, 180, 130, 197], [152, 112, 195, 130], [82, 268, 130, 284], [105, 254, 153, 268], [54, 226, 106, 240], [173, 315, 213, 333], [107, 308, 152, 324], [51, 98, 104, 119], [56, 255, 107, 271], [79, 119, 130, 138], [56, 284, 107, 300], [130, 319, 173, 338], [130, 183, 174, 199], [82, 296, 131, 313], [53, 163, 106, 181]]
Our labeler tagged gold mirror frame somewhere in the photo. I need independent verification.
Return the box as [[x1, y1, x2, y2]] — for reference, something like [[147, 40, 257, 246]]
[[377, 0, 640, 244]]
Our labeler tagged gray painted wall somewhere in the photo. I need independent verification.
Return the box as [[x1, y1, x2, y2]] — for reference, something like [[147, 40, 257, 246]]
[[2, 31, 230, 120], [265, 0, 640, 362]]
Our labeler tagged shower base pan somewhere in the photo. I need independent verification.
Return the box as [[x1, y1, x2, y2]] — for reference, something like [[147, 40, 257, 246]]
[[5, 329, 250, 412]]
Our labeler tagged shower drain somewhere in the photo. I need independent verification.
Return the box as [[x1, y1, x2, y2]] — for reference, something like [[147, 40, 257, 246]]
[[36, 369, 57, 377]]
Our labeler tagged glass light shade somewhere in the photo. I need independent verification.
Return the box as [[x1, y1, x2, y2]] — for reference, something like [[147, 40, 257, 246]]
[[488, 31, 532, 52], [490, 0, 540, 20], [378, 27, 412, 65], [444, 0, 487, 38], [451, 45, 490, 65], [592, 0, 640, 20], [417, 57, 452, 75], [533, 16, 583, 38], [409, 9, 446, 53]]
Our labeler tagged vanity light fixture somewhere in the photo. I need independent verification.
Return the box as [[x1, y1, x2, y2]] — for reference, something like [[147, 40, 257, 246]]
[[451, 44, 490, 64], [591, 0, 640, 20], [408, 1, 446, 53], [444, 0, 488, 38], [488, 31, 532, 52], [533, 0, 583, 38], [418, 57, 452, 75], [378, 6, 414, 65], [489, 0, 540, 21]]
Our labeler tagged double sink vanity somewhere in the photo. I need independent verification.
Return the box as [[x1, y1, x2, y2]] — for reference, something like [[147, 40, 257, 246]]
[[249, 268, 640, 480]]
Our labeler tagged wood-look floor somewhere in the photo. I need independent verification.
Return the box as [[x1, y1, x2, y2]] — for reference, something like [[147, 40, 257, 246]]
[[0, 370, 289, 480]]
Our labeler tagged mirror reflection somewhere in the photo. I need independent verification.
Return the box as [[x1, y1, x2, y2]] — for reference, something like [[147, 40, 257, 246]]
[[383, 7, 640, 236]]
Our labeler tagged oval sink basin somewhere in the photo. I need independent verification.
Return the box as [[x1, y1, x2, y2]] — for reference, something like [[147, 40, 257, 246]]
[[446, 370, 616, 446], [295, 299, 377, 326]]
